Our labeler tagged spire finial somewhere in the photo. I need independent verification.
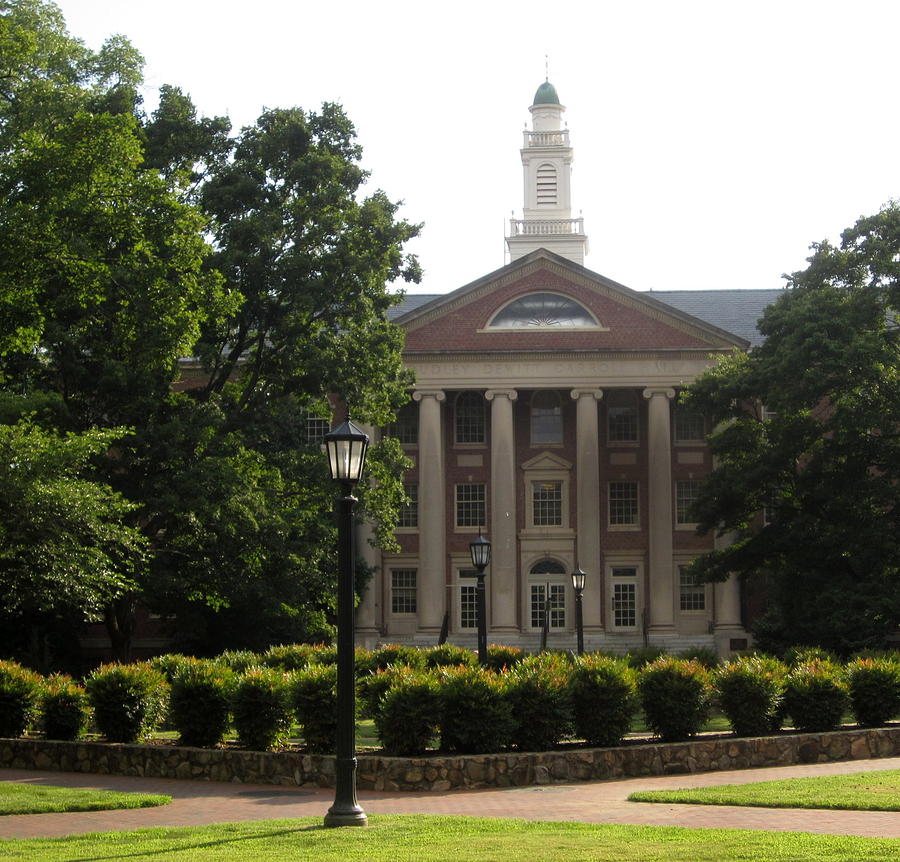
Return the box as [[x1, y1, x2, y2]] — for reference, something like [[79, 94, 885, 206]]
[[545, 54, 550, 81]]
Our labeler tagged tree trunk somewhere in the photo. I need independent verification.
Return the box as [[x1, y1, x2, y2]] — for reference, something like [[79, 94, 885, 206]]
[[104, 596, 137, 663]]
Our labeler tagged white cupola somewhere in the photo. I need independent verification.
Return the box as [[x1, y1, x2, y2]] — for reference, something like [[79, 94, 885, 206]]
[[506, 80, 588, 264]]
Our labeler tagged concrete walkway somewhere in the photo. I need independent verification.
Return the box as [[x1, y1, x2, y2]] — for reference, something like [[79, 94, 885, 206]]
[[2, 756, 900, 840]]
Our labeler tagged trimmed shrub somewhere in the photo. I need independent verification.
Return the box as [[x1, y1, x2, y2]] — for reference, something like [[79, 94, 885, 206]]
[[423, 643, 477, 669], [261, 643, 319, 672], [437, 666, 513, 754], [314, 645, 338, 666], [169, 659, 234, 748], [638, 657, 712, 742], [148, 653, 193, 684], [290, 664, 338, 753], [231, 667, 293, 751], [375, 667, 441, 756], [783, 659, 849, 733], [484, 645, 526, 673], [568, 654, 638, 747], [783, 646, 839, 667], [41, 674, 90, 741], [714, 655, 787, 737], [625, 646, 668, 670], [846, 657, 900, 728], [676, 647, 720, 669], [85, 663, 168, 743], [0, 660, 42, 738], [215, 650, 262, 674], [354, 646, 375, 675], [505, 653, 572, 751], [357, 667, 397, 721], [370, 644, 424, 671]]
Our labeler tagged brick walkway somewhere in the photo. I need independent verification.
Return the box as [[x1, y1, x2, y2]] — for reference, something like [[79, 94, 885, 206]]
[[2, 756, 900, 840]]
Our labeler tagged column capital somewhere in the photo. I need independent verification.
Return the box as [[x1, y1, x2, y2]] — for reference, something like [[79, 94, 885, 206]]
[[570, 388, 603, 402], [485, 389, 518, 402], [412, 389, 446, 403], [642, 387, 676, 401]]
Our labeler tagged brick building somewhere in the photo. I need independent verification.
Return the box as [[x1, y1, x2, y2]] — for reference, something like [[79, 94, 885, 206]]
[[355, 80, 781, 655]]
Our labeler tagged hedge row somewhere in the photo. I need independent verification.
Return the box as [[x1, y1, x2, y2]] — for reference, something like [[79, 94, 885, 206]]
[[1, 649, 898, 755]]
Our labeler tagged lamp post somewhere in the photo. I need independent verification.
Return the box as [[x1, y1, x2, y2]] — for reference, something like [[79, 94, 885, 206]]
[[323, 418, 369, 828], [571, 567, 587, 655], [469, 532, 491, 665]]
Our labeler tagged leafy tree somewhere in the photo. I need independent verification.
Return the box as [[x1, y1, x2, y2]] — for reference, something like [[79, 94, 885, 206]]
[[0, 2, 420, 659], [684, 203, 900, 655]]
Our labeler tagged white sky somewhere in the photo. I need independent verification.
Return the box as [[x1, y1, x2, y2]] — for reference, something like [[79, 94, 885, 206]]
[[55, 0, 899, 295]]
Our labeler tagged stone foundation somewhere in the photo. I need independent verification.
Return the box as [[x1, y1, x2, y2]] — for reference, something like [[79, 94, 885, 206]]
[[2, 726, 898, 791]]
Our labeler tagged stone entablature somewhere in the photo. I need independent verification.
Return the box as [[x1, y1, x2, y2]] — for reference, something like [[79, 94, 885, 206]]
[[3, 727, 898, 792]]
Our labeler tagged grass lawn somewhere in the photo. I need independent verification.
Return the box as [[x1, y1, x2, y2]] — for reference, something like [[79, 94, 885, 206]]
[[629, 769, 900, 811], [0, 782, 171, 815], [1, 815, 898, 862]]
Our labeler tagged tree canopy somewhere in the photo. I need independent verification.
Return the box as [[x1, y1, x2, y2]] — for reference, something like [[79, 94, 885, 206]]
[[684, 203, 900, 655], [0, 0, 420, 662]]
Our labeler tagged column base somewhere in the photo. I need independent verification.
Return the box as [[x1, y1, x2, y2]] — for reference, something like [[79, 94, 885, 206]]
[[713, 625, 750, 656]]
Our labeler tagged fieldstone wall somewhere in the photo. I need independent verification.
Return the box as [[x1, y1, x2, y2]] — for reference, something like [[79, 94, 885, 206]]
[[2, 726, 898, 791]]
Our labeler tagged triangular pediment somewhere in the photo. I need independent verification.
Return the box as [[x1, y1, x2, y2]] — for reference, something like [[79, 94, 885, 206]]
[[394, 249, 749, 354], [522, 452, 572, 472]]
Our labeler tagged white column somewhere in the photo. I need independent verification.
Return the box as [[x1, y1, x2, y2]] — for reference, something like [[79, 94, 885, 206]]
[[413, 390, 446, 634], [644, 387, 676, 637], [571, 389, 603, 631], [485, 389, 518, 633], [713, 530, 749, 655], [354, 422, 381, 647]]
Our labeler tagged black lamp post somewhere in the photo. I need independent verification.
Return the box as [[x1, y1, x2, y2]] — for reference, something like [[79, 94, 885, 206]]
[[571, 567, 587, 655], [323, 418, 369, 828], [469, 532, 491, 665]]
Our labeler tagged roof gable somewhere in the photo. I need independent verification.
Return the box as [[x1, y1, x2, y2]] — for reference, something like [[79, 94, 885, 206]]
[[395, 250, 750, 353]]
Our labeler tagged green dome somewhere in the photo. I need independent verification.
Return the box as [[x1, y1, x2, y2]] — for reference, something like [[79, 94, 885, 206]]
[[532, 80, 561, 106]]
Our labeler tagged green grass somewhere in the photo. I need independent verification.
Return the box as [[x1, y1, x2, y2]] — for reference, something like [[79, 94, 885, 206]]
[[0, 815, 898, 862], [629, 769, 900, 811], [0, 782, 171, 815]]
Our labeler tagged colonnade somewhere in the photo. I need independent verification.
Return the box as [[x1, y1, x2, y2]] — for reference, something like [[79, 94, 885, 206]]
[[357, 386, 744, 648]]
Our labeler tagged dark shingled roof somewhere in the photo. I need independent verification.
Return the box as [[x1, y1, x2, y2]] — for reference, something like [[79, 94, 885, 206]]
[[390, 289, 783, 347]]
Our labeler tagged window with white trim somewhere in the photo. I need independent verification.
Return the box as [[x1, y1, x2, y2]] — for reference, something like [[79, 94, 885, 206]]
[[455, 483, 485, 528], [304, 413, 330, 445], [386, 403, 418, 445], [676, 479, 702, 525], [679, 565, 706, 612], [454, 391, 485, 444], [609, 566, 639, 629], [674, 407, 705, 442], [391, 569, 417, 614], [607, 391, 639, 443], [531, 480, 563, 526], [608, 481, 639, 526], [458, 569, 478, 629], [398, 483, 418, 528], [531, 391, 563, 444]]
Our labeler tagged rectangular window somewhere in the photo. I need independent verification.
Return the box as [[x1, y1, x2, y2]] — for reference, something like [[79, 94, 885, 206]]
[[398, 483, 418, 528], [305, 414, 330, 445], [386, 404, 418, 445], [612, 581, 637, 628], [531, 480, 562, 526], [608, 406, 638, 442], [456, 483, 486, 527], [679, 565, 706, 611], [459, 577, 477, 629], [455, 392, 485, 444], [608, 481, 638, 526], [676, 479, 702, 524], [530, 583, 566, 629], [674, 408, 705, 442], [391, 569, 417, 614]]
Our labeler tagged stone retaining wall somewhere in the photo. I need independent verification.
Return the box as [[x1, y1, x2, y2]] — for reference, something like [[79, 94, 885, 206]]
[[2, 727, 899, 791]]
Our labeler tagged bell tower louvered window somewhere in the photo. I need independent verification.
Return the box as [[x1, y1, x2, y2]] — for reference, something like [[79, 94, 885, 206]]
[[536, 163, 558, 206]]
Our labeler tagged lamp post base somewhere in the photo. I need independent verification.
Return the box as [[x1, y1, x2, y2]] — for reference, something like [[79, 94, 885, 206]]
[[324, 808, 368, 828]]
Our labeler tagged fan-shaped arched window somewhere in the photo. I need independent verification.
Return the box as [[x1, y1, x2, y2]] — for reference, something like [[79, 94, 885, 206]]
[[489, 293, 596, 328]]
